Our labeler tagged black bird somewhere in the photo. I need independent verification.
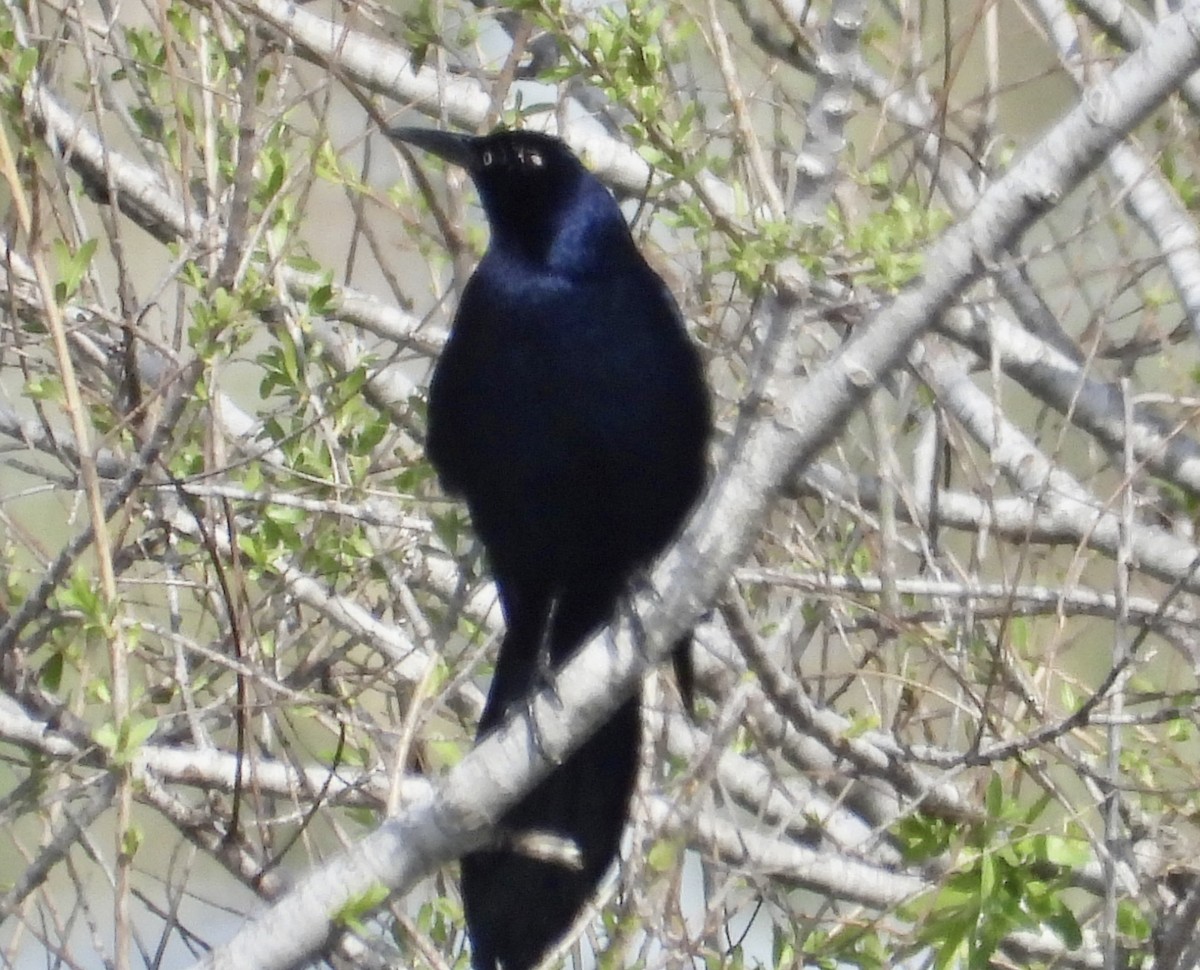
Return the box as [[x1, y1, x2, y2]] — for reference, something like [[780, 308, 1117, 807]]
[[389, 126, 711, 970]]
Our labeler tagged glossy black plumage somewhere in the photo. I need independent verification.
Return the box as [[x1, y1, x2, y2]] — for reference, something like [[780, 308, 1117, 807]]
[[389, 127, 710, 970]]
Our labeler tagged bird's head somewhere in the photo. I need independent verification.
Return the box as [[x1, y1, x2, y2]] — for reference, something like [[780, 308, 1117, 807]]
[[387, 126, 632, 271]]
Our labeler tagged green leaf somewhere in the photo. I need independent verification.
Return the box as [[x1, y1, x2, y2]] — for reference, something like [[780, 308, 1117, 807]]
[[646, 838, 680, 873], [308, 280, 335, 315], [979, 852, 995, 898], [124, 715, 158, 752], [985, 773, 1004, 818], [52, 237, 98, 303], [121, 824, 143, 859], [1117, 899, 1151, 941], [95, 715, 158, 765], [25, 375, 63, 401], [12, 46, 39, 85], [1045, 902, 1082, 948], [333, 883, 389, 934], [1040, 834, 1090, 868], [40, 652, 64, 691]]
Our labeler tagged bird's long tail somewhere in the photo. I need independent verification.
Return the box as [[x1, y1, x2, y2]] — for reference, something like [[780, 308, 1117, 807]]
[[461, 584, 643, 970]]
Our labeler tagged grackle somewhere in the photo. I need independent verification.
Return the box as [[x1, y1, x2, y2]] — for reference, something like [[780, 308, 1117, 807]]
[[389, 126, 711, 970]]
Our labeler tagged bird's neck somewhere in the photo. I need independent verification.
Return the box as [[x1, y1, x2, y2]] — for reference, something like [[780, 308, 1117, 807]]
[[492, 184, 641, 277], [546, 204, 640, 277]]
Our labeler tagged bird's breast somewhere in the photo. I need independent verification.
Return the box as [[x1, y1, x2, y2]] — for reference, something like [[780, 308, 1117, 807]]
[[426, 265, 707, 584]]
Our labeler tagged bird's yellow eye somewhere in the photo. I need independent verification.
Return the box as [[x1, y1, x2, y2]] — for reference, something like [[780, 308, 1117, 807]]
[[512, 145, 544, 168]]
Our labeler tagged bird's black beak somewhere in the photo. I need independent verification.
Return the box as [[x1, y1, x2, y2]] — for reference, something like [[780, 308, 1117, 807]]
[[385, 127, 476, 170]]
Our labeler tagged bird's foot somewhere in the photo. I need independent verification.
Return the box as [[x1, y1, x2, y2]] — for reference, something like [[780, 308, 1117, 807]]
[[521, 646, 567, 769], [619, 570, 657, 659], [623, 569, 702, 714]]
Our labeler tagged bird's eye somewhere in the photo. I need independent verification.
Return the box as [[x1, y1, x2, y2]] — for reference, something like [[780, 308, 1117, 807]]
[[526, 149, 544, 168], [481, 149, 494, 166]]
